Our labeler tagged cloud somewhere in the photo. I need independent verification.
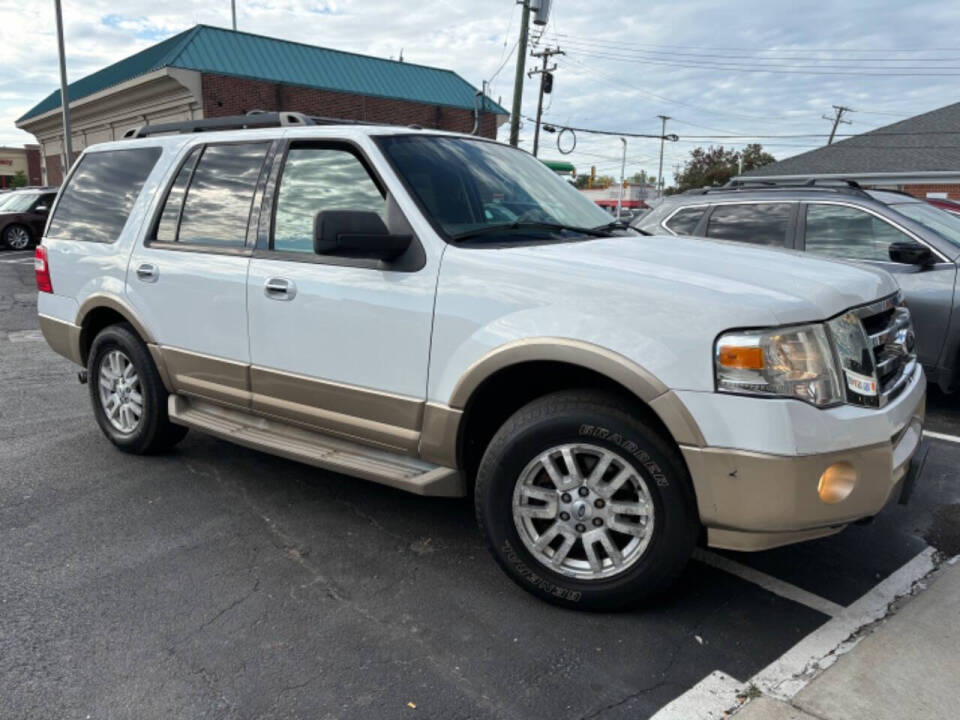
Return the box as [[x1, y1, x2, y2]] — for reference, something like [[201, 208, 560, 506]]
[[1, 0, 957, 184]]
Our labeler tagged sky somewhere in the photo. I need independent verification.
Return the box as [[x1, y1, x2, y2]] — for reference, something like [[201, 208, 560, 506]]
[[0, 0, 957, 185]]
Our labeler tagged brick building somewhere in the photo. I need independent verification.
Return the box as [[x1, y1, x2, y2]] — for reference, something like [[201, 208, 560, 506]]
[[0, 145, 43, 187], [738, 101, 960, 199], [16, 25, 508, 185]]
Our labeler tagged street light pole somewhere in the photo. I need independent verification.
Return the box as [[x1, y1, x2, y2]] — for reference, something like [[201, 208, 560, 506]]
[[53, 0, 73, 172], [617, 137, 627, 220], [656, 115, 670, 198]]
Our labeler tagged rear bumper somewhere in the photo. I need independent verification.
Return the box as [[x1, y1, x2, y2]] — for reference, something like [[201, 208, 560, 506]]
[[680, 368, 926, 552], [38, 313, 82, 365]]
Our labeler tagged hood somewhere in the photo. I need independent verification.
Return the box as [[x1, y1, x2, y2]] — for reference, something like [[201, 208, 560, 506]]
[[496, 234, 898, 325]]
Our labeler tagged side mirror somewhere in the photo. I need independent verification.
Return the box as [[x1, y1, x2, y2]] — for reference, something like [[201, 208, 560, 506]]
[[888, 241, 934, 267], [35, 205, 49, 214], [314, 210, 411, 261]]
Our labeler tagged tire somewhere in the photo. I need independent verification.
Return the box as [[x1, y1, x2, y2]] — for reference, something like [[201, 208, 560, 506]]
[[87, 323, 188, 454], [475, 390, 699, 611], [2, 224, 32, 250]]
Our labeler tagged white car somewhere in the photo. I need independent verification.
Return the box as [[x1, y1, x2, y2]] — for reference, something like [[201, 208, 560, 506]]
[[36, 113, 925, 610]]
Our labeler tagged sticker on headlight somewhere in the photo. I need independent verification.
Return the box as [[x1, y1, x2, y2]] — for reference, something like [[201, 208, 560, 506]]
[[845, 369, 878, 396]]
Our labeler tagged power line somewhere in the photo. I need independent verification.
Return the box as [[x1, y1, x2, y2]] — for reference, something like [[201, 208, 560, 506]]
[[551, 33, 960, 56], [560, 47, 960, 77]]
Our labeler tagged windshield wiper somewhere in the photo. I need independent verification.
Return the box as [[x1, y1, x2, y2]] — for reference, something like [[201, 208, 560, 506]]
[[450, 221, 615, 242]]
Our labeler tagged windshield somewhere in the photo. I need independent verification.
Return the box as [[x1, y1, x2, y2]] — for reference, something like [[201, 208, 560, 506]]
[[377, 135, 613, 240], [892, 202, 960, 249], [0, 193, 40, 213]]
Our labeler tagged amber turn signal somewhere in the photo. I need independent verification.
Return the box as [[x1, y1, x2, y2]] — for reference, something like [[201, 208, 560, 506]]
[[717, 345, 765, 370]]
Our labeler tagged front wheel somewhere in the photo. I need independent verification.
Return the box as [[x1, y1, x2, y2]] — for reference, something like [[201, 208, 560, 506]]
[[2, 224, 32, 250], [87, 323, 188, 454], [475, 390, 698, 611]]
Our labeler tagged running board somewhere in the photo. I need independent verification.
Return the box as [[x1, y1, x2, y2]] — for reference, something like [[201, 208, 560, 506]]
[[168, 395, 465, 497]]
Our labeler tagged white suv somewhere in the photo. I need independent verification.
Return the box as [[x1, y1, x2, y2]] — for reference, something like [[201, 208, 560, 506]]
[[36, 113, 926, 610]]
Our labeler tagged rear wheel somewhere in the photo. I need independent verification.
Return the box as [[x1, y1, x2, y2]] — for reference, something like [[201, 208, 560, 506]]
[[2, 224, 32, 250], [87, 323, 188, 454], [475, 390, 698, 610]]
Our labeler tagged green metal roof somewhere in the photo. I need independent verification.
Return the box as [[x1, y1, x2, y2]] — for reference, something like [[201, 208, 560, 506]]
[[18, 25, 507, 123]]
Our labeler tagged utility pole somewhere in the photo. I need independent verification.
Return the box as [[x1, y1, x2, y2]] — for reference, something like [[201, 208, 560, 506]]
[[656, 115, 670, 197], [823, 105, 853, 145], [53, 0, 73, 171], [508, 1, 532, 147], [529, 46, 563, 157], [617, 138, 627, 220], [231, 0, 237, 30]]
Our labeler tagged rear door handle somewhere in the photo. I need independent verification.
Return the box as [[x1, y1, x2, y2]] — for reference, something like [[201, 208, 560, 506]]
[[264, 277, 297, 301], [136, 263, 158, 283]]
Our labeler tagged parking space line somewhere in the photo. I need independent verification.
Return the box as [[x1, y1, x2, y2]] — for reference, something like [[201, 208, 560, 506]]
[[0, 258, 34, 264], [924, 430, 960, 445], [693, 548, 845, 617], [655, 547, 940, 718]]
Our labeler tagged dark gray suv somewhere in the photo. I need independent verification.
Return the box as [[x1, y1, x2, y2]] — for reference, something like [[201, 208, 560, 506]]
[[635, 182, 960, 392]]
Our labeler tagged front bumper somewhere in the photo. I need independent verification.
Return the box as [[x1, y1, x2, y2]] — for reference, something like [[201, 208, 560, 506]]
[[679, 366, 926, 552]]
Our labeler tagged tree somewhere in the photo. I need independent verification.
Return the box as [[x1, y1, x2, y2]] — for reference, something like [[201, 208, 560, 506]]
[[10, 170, 27, 188], [673, 144, 776, 193]]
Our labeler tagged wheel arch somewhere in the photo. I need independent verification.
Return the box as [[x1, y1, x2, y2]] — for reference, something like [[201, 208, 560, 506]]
[[445, 339, 706, 487], [76, 294, 156, 365]]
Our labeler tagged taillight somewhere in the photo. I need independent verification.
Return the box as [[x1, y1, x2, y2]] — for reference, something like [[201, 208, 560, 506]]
[[35, 246, 53, 293]]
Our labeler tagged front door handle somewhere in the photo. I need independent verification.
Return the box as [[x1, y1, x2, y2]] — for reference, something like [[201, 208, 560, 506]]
[[136, 263, 158, 283], [264, 277, 297, 301]]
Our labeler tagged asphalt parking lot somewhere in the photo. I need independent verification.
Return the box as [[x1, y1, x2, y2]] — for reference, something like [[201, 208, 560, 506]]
[[2, 248, 959, 719]]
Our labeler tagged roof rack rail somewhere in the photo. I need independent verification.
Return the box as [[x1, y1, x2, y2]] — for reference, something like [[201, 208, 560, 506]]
[[122, 110, 435, 139], [682, 177, 872, 198], [123, 111, 315, 139]]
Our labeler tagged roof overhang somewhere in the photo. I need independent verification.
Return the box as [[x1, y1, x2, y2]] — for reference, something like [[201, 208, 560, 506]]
[[734, 170, 960, 185], [16, 67, 201, 131]]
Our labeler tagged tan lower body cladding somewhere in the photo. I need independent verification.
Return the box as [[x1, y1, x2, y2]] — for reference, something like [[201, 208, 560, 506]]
[[155, 346, 427, 455]]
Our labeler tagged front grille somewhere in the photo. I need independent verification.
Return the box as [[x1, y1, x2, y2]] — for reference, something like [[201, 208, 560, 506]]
[[851, 296, 917, 408]]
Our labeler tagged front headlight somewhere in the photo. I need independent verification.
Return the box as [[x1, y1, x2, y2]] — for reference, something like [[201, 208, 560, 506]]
[[715, 323, 843, 407]]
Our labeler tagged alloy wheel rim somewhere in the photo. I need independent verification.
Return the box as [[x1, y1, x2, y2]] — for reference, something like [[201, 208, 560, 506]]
[[8, 227, 29, 250], [97, 349, 143, 434], [511, 443, 655, 580]]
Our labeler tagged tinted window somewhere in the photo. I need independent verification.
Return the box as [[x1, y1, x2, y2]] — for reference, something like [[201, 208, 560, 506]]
[[891, 202, 960, 249], [154, 147, 201, 243], [2, 193, 42, 213], [705, 203, 792, 246], [273, 147, 385, 253], [664, 206, 706, 235], [176, 143, 268, 248], [378, 135, 611, 240], [47, 148, 161, 243], [804, 204, 911, 261]]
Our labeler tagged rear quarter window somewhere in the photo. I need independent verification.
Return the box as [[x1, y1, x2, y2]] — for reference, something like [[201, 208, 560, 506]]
[[47, 147, 162, 243]]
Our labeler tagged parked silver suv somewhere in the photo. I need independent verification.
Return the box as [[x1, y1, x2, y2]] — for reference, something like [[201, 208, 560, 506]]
[[635, 182, 960, 393]]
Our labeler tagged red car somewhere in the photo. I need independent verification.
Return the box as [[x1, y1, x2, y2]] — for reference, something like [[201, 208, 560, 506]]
[[926, 197, 960, 216]]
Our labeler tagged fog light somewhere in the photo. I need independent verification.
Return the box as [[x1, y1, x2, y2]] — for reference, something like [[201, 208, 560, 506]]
[[818, 462, 857, 504]]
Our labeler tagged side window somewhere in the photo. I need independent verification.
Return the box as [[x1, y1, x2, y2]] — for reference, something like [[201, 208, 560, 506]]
[[705, 203, 792, 247], [172, 143, 268, 248], [663, 206, 706, 235], [46, 147, 161, 243], [154, 146, 201, 243], [272, 146, 386, 253], [804, 204, 913, 261]]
